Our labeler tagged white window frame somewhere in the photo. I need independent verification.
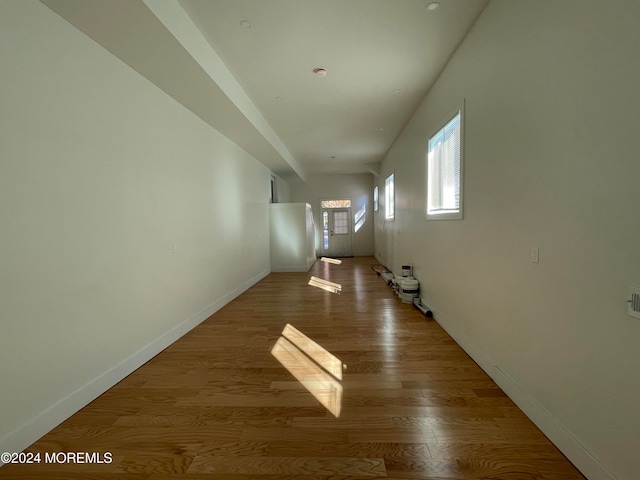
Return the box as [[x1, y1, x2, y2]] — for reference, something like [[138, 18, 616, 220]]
[[385, 173, 395, 220], [426, 105, 464, 220]]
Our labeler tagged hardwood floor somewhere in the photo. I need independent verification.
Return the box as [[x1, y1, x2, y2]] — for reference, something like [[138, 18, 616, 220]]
[[1, 257, 585, 479]]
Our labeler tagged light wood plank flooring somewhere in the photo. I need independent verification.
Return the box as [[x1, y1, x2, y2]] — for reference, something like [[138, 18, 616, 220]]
[[1, 257, 585, 479]]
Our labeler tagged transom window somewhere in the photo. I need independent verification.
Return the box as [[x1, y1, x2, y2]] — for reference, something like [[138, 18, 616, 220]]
[[320, 199, 351, 209]]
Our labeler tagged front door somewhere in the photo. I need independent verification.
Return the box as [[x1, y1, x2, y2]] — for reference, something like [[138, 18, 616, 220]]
[[322, 208, 353, 257]]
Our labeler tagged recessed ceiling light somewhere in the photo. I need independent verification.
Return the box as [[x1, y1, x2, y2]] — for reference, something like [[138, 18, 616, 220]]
[[426, 2, 440, 12], [393, 89, 402, 94], [379, 128, 385, 132], [239, 20, 252, 29]]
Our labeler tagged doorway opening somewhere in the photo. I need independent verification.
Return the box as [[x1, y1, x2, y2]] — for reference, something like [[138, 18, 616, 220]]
[[320, 199, 353, 257]]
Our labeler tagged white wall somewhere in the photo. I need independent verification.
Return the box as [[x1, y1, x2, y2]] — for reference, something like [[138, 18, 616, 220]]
[[269, 203, 316, 272], [375, 1, 640, 479], [291, 174, 374, 256], [0, 0, 271, 455], [273, 174, 292, 203]]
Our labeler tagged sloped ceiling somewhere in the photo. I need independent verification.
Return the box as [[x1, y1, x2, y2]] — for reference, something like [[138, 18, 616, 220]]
[[41, 0, 489, 182]]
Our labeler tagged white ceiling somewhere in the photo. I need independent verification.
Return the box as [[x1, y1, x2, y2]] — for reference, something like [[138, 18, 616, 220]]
[[42, 0, 489, 181]]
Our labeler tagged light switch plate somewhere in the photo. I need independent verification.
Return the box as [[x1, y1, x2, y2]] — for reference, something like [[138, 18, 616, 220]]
[[628, 286, 640, 319], [530, 246, 539, 264]]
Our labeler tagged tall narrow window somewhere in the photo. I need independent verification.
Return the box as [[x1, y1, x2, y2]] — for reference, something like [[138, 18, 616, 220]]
[[270, 175, 278, 203], [373, 185, 379, 213], [427, 110, 463, 219], [322, 211, 329, 250], [385, 173, 394, 220]]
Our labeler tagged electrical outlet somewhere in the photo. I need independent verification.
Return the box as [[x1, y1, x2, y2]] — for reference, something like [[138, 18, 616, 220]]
[[530, 246, 539, 264]]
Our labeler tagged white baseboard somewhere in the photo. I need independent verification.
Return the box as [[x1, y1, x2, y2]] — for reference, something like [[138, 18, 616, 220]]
[[0, 267, 270, 464], [424, 299, 615, 480]]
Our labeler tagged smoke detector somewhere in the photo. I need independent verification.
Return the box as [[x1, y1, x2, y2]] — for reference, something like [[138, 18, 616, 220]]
[[313, 67, 327, 77], [426, 2, 440, 12]]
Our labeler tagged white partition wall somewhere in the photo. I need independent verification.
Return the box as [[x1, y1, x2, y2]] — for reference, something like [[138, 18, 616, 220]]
[[270, 203, 316, 272]]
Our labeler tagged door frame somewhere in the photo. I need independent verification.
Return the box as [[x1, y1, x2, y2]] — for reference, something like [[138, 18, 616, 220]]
[[320, 198, 354, 257]]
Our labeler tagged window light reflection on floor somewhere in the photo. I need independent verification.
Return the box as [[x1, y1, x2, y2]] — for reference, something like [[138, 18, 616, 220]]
[[308, 275, 342, 294], [271, 327, 344, 417]]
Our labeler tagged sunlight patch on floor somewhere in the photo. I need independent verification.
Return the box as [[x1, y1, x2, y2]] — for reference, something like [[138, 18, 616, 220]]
[[320, 257, 342, 265], [271, 324, 345, 417], [308, 276, 342, 294]]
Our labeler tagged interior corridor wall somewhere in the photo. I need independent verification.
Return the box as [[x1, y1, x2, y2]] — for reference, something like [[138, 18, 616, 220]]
[[272, 173, 291, 203], [375, 1, 640, 478], [291, 174, 374, 257], [0, 1, 271, 455]]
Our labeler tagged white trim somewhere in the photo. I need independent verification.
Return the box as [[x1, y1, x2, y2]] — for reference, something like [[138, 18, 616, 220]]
[[0, 268, 270, 464], [420, 297, 616, 480]]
